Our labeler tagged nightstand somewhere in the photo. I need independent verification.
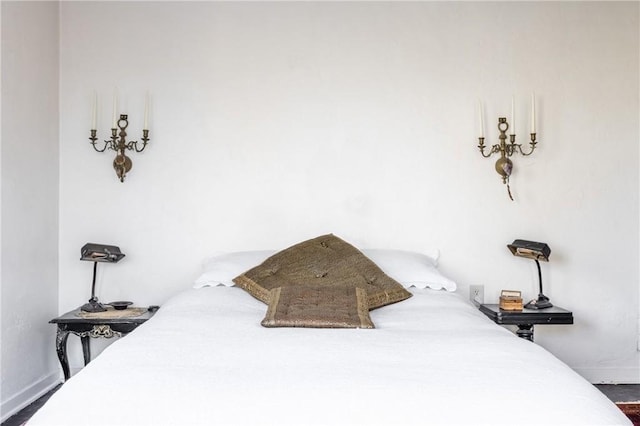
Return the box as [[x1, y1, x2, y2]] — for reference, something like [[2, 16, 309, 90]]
[[50, 306, 158, 381], [479, 304, 573, 342]]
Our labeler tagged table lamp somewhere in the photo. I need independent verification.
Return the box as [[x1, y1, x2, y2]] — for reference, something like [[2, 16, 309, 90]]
[[507, 239, 552, 309], [80, 243, 125, 312]]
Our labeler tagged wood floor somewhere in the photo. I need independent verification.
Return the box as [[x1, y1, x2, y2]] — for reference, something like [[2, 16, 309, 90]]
[[2, 383, 639, 425], [597, 384, 640, 404], [2, 385, 61, 426]]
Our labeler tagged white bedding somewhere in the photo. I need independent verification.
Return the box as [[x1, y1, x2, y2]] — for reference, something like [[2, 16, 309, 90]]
[[29, 286, 630, 426]]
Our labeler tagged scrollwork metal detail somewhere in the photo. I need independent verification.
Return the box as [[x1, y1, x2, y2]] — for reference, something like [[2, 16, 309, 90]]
[[71, 325, 122, 339]]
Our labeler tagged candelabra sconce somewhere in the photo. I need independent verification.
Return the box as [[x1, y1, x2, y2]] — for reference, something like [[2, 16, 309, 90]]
[[89, 114, 149, 182], [477, 117, 538, 201]]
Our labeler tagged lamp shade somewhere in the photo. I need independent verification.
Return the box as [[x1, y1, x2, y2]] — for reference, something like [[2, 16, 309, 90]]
[[80, 243, 125, 263], [507, 240, 550, 262]]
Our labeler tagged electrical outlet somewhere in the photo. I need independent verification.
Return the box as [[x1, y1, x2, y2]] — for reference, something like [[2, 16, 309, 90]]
[[470, 285, 484, 306]]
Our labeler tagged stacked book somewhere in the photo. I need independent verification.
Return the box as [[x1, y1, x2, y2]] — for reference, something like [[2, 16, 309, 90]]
[[499, 290, 523, 311]]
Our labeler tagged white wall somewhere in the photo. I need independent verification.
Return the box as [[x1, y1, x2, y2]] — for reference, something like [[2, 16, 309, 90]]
[[0, 1, 60, 421], [55, 1, 638, 382]]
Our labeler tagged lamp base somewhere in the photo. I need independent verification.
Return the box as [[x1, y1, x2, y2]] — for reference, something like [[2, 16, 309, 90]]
[[81, 298, 107, 312], [524, 294, 553, 310]]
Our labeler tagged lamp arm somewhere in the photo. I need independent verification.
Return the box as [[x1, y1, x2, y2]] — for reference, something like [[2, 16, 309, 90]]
[[534, 259, 543, 295], [90, 261, 98, 301]]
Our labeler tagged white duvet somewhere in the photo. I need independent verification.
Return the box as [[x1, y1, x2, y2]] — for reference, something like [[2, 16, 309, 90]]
[[29, 286, 630, 426]]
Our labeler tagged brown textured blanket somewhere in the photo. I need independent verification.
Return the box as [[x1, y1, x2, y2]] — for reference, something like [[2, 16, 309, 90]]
[[233, 234, 411, 328]]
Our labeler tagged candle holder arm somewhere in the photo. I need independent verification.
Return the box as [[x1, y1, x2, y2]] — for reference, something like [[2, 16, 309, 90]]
[[126, 130, 149, 153], [478, 138, 501, 158], [89, 130, 118, 152], [516, 133, 538, 156]]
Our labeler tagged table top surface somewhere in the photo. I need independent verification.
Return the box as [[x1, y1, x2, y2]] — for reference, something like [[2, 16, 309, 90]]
[[50, 306, 156, 324], [479, 304, 574, 324]]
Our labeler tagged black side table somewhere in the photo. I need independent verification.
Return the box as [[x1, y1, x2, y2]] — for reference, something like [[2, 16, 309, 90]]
[[479, 304, 573, 342], [50, 306, 157, 381]]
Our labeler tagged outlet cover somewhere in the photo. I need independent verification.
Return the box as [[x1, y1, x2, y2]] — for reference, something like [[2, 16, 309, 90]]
[[470, 285, 484, 306]]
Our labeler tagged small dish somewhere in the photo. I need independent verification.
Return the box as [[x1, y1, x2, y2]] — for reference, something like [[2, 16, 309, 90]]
[[108, 301, 133, 310]]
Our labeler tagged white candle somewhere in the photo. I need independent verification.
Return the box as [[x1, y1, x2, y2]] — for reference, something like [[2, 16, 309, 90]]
[[478, 100, 484, 138], [112, 90, 118, 129], [91, 92, 97, 130], [144, 92, 149, 130], [531, 93, 536, 134], [510, 96, 515, 135]]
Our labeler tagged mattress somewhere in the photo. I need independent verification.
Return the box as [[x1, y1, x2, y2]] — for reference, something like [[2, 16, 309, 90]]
[[28, 286, 630, 425]]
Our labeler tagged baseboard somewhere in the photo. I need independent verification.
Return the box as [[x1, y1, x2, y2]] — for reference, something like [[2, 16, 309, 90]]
[[573, 367, 640, 384], [1, 371, 61, 423]]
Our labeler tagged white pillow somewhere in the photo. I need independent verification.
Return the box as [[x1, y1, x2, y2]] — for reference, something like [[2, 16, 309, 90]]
[[362, 249, 456, 291], [194, 248, 456, 292], [194, 250, 275, 288]]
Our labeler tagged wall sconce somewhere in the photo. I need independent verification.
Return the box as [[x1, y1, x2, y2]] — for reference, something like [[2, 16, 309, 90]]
[[89, 92, 150, 182], [477, 95, 538, 200]]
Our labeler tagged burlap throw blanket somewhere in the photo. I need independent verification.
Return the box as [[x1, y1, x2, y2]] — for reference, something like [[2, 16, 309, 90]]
[[261, 285, 374, 328], [77, 307, 147, 319], [234, 234, 411, 328]]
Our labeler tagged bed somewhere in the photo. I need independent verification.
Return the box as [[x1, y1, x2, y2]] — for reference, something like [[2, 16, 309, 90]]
[[28, 235, 630, 425]]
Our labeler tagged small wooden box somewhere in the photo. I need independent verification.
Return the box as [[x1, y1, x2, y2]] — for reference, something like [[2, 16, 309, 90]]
[[499, 290, 523, 311]]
